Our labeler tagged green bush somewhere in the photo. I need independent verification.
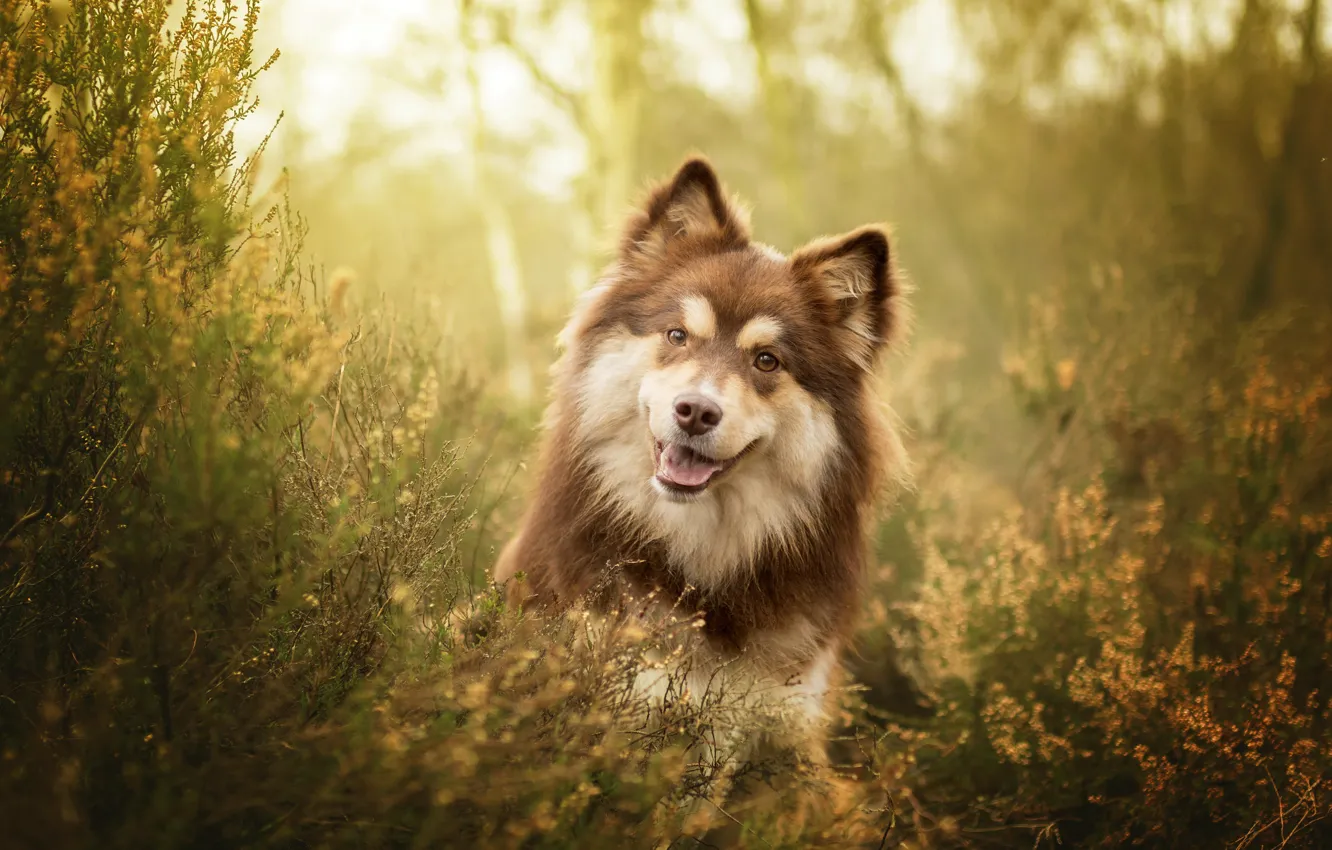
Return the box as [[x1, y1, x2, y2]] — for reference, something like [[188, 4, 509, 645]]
[[6, 4, 1330, 849], [869, 277, 1332, 846], [0, 5, 884, 848]]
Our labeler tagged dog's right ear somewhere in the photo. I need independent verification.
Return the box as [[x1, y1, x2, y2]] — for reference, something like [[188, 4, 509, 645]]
[[620, 157, 750, 262]]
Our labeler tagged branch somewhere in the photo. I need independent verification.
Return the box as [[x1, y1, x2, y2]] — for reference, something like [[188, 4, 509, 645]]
[[487, 9, 587, 133], [855, 0, 927, 156]]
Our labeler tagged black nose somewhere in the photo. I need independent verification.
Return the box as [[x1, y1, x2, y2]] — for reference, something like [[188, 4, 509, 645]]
[[673, 393, 722, 436]]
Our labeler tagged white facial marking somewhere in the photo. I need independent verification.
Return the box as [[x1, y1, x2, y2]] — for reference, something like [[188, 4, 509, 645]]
[[680, 295, 717, 340], [576, 331, 658, 436], [569, 314, 841, 590], [736, 315, 783, 351]]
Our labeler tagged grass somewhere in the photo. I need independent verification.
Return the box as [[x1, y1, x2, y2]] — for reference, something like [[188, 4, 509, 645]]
[[2, 2, 1330, 848]]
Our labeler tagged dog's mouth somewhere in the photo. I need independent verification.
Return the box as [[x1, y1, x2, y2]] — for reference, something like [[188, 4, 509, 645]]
[[652, 439, 756, 495]]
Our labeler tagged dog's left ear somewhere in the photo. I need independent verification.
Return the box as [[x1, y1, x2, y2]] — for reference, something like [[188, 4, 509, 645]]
[[790, 225, 901, 368], [622, 157, 750, 261]]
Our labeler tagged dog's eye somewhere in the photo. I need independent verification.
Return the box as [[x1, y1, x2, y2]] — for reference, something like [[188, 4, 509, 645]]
[[754, 351, 780, 373], [666, 328, 688, 346]]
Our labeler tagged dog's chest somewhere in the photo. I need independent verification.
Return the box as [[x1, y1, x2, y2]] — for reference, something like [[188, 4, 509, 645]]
[[626, 602, 839, 733]]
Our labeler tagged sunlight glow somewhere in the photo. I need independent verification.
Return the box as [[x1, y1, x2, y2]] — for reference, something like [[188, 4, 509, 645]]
[[237, 0, 971, 195], [235, 0, 1301, 195]]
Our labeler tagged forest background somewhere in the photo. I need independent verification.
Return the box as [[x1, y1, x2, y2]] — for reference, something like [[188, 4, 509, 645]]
[[2, 0, 1330, 847]]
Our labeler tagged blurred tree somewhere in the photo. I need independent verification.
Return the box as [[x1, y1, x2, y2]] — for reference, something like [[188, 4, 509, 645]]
[[462, 0, 534, 403], [489, 0, 650, 296], [743, 0, 807, 235], [587, 0, 649, 241], [1244, 0, 1323, 316]]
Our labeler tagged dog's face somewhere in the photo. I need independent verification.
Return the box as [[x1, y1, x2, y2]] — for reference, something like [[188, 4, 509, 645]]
[[634, 253, 842, 504], [556, 158, 902, 574]]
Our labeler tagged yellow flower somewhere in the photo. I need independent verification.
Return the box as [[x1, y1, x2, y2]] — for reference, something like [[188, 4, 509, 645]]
[[1056, 358, 1077, 391]]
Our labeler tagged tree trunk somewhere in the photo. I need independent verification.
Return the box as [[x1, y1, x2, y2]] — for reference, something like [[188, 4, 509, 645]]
[[566, 180, 597, 297], [1243, 0, 1322, 317], [585, 0, 648, 264], [461, 0, 534, 403], [744, 0, 806, 241], [490, 0, 650, 297]]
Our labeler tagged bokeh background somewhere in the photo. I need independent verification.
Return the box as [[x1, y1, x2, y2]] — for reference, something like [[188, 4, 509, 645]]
[[3, 1, 1331, 847], [233, 0, 1332, 527]]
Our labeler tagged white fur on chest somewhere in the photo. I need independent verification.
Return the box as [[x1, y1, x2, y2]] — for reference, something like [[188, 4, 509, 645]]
[[630, 610, 837, 731], [629, 636, 837, 778]]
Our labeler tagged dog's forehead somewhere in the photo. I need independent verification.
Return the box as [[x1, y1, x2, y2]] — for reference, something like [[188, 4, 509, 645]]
[[670, 248, 808, 329]]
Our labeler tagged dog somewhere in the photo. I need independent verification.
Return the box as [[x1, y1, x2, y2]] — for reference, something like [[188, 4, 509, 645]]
[[494, 155, 909, 762]]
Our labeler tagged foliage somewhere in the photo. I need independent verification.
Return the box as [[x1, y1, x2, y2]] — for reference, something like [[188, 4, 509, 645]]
[[866, 284, 1332, 846], [4, 1, 1332, 849], [0, 4, 882, 848]]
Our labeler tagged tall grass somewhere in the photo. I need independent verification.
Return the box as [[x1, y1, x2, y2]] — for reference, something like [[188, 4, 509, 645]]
[[0, 5, 879, 848], [863, 278, 1332, 846], [3, 3, 1330, 849]]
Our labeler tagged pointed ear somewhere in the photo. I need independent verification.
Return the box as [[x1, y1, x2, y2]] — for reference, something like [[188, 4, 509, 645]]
[[622, 157, 749, 261], [790, 225, 902, 369]]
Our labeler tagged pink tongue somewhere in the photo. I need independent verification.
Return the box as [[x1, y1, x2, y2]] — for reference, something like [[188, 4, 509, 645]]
[[658, 444, 722, 487]]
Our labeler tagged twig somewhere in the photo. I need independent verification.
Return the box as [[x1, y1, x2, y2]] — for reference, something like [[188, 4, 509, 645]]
[[703, 796, 772, 849], [75, 413, 143, 509], [323, 359, 347, 476], [488, 10, 588, 132]]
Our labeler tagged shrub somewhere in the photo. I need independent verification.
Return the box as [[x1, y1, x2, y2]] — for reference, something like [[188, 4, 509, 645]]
[[0, 5, 885, 848], [11, 4, 1327, 848], [875, 273, 1332, 846]]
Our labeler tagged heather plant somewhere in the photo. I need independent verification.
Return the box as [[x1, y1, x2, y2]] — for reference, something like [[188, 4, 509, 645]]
[[871, 277, 1332, 846], [8, 3, 1332, 849], [0, 4, 894, 848]]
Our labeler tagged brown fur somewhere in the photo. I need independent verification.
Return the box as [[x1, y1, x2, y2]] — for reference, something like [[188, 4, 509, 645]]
[[495, 155, 907, 721]]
